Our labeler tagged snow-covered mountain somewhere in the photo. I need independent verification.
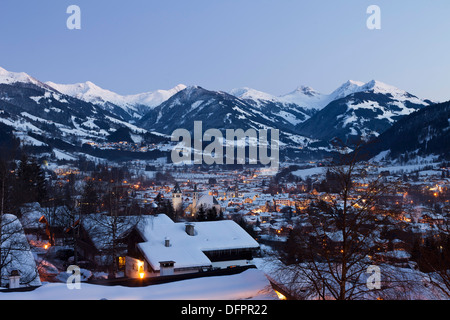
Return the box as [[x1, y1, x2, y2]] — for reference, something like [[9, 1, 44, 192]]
[[297, 80, 433, 143], [278, 85, 332, 110], [46, 81, 187, 120], [229, 87, 317, 126], [0, 66, 440, 162], [230, 85, 330, 111], [231, 80, 427, 111], [138, 85, 316, 153], [362, 100, 450, 162], [230, 81, 369, 112], [0, 66, 55, 90], [0, 67, 168, 161]]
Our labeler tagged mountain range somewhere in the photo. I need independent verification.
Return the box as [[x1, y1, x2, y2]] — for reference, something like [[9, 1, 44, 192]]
[[0, 66, 446, 163]]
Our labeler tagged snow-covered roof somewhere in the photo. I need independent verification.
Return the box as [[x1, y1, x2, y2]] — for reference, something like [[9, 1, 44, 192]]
[[196, 194, 219, 208], [136, 215, 259, 271]]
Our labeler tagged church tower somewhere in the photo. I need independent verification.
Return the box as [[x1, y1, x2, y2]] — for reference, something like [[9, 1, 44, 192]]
[[172, 182, 182, 211], [192, 184, 199, 210]]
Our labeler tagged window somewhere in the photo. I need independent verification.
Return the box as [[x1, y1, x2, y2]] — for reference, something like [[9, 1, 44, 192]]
[[118, 256, 126, 269]]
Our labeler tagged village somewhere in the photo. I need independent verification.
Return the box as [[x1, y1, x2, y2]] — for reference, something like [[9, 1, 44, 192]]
[[1, 155, 449, 299]]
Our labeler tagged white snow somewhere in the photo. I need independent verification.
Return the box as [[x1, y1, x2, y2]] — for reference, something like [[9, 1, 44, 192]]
[[230, 87, 279, 103], [46, 81, 187, 113], [371, 150, 391, 162], [18, 134, 48, 147], [53, 149, 77, 161], [292, 167, 325, 179], [136, 215, 259, 271], [0, 66, 43, 87], [0, 117, 43, 134], [230, 79, 428, 112], [0, 269, 276, 300], [104, 116, 147, 134]]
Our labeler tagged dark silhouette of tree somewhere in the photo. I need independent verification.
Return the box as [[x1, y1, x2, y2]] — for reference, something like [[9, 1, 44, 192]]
[[274, 142, 398, 300], [16, 155, 47, 205], [80, 179, 99, 215], [196, 205, 206, 221]]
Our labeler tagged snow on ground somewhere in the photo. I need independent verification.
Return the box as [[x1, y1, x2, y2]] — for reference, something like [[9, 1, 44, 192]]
[[0, 269, 277, 300], [253, 256, 448, 300], [376, 163, 440, 174], [292, 167, 325, 179], [53, 149, 77, 161], [18, 134, 48, 147], [105, 116, 147, 134]]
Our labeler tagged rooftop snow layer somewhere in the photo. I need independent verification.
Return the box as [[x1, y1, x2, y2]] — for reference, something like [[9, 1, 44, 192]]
[[136, 215, 259, 271]]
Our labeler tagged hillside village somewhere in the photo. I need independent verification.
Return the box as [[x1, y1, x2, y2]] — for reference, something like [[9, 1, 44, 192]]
[[1, 155, 449, 299]]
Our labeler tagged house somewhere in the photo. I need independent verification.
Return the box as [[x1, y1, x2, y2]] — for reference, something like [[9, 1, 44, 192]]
[[71, 214, 140, 272], [19, 202, 74, 247], [124, 214, 259, 279]]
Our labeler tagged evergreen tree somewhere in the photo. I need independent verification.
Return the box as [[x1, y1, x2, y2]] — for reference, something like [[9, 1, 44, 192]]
[[196, 204, 206, 221], [16, 155, 47, 205], [206, 207, 218, 221], [80, 179, 99, 215]]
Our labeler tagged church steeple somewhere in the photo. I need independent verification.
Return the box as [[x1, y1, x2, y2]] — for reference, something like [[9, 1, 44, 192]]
[[172, 182, 182, 211], [192, 183, 199, 213], [173, 182, 182, 194]]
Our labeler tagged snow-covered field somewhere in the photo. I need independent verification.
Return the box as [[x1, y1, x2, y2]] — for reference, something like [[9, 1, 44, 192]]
[[0, 269, 277, 300], [292, 167, 325, 179]]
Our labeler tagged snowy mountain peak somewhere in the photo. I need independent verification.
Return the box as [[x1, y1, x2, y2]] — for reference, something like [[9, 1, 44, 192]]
[[46, 81, 126, 107], [362, 80, 404, 94], [293, 85, 320, 97], [172, 84, 188, 92], [329, 80, 365, 100], [279, 85, 329, 110], [45, 80, 188, 116], [0, 66, 43, 87], [229, 87, 277, 102]]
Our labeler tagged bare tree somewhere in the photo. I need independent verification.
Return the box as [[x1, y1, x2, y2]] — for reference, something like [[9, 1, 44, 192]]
[[0, 214, 41, 287], [84, 181, 141, 277], [416, 220, 450, 298], [276, 143, 399, 299]]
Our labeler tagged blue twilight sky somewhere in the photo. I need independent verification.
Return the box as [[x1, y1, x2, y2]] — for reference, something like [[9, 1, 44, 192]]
[[0, 0, 449, 101]]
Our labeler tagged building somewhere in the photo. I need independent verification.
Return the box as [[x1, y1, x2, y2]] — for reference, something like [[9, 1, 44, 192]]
[[124, 214, 259, 279], [172, 183, 183, 211]]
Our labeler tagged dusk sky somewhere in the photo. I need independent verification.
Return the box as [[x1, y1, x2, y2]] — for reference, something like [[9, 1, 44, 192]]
[[1, 0, 449, 101]]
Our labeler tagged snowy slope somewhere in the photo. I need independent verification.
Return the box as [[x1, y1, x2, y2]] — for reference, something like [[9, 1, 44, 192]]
[[46, 81, 187, 118], [278, 85, 332, 110], [0, 66, 169, 162], [232, 80, 429, 112], [0, 67, 44, 87], [296, 80, 432, 143]]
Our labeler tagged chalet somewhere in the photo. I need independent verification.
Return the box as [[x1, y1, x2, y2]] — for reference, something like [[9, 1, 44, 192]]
[[65, 214, 139, 272], [124, 214, 259, 279], [20, 203, 80, 256]]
